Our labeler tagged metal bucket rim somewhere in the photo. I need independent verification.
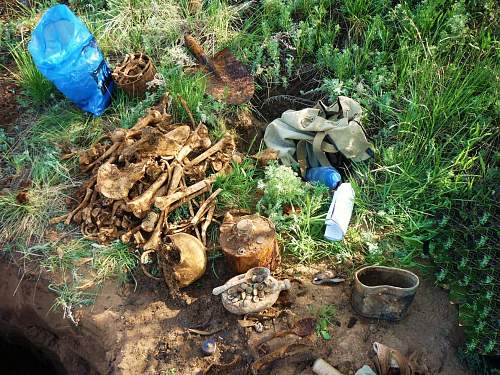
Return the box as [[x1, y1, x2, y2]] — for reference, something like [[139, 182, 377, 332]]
[[354, 265, 420, 291]]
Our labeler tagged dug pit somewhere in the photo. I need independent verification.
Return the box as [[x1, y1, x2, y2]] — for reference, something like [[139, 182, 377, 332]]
[[0, 324, 67, 375], [0, 261, 106, 375], [0, 257, 469, 375]]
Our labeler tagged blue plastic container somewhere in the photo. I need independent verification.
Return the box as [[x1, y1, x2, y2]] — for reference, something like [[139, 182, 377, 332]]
[[305, 166, 341, 189], [28, 4, 113, 115]]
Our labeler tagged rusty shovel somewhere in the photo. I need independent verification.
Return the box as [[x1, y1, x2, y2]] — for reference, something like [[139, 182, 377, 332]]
[[184, 34, 254, 105]]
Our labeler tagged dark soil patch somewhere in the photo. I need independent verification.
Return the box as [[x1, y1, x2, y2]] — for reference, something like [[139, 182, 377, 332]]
[[0, 327, 67, 375], [252, 64, 326, 122], [0, 65, 20, 128]]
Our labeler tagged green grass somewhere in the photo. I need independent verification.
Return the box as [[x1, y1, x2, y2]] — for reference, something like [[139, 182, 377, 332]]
[[8, 44, 55, 106], [1, 0, 497, 361], [0, 184, 69, 245], [213, 158, 258, 211], [92, 241, 139, 285], [49, 282, 95, 325]]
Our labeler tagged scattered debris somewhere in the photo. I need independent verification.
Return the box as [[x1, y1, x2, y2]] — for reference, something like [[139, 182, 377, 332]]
[[188, 323, 226, 336], [188, 0, 203, 13], [253, 148, 279, 167], [202, 355, 247, 375], [113, 53, 156, 97], [252, 317, 317, 351], [219, 212, 280, 273], [254, 321, 264, 333], [184, 33, 254, 104], [372, 342, 413, 375], [250, 342, 313, 375], [352, 266, 419, 321], [355, 365, 377, 375], [312, 270, 345, 285], [201, 338, 217, 356], [312, 358, 344, 375], [15, 190, 29, 204], [52, 93, 236, 291], [213, 267, 290, 314], [324, 182, 355, 241]]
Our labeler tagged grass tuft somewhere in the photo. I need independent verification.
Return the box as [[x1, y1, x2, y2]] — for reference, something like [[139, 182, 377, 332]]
[[0, 184, 70, 245], [8, 44, 55, 106]]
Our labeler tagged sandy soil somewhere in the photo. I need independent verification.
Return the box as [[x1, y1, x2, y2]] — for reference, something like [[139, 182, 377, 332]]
[[0, 256, 468, 375]]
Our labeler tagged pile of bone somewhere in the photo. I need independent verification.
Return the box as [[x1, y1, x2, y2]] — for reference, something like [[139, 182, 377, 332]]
[[226, 277, 273, 308], [51, 94, 236, 251], [112, 53, 156, 96]]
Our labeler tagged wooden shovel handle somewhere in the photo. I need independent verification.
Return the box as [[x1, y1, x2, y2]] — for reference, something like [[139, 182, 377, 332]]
[[184, 34, 218, 75]]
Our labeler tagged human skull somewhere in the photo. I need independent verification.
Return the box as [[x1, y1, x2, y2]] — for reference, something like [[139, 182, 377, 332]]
[[168, 233, 207, 288]]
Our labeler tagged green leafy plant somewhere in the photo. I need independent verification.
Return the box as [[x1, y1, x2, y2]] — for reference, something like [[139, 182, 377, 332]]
[[310, 304, 337, 341]]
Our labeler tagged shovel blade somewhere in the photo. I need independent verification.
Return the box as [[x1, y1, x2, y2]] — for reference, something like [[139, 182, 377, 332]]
[[207, 48, 254, 105]]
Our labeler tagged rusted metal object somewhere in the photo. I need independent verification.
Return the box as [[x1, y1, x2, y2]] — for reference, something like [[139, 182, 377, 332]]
[[213, 267, 290, 315], [113, 53, 156, 97], [219, 212, 280, 273], [352, 266, 419, 321], [184, 34, 254, 104]]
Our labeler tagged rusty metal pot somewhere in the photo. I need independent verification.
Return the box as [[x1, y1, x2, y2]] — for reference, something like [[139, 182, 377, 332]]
[[112, 53, 156, 97], [352, 266, 419, 321], [219, 212, 280, 274]]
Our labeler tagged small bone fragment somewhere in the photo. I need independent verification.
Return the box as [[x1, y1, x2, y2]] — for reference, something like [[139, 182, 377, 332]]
[[64, 188, 93, 225], [155, 176, 215, 210], [128, 171, 169, 217], [83, 142, 120, 172], [121, 224, 142, 243], [141, 211, 159, 232], [191, 188, 222, 225], [84, 188, 99, 218], [186, 134, 232, 166], [143, 210, 166, 251], [134, 231, 146, 244], [168, 164, 183, 194], [177, 94, 196, 128], [201, 204, 216, 245], [131, 110, 163, 131], [110, 200, 124, 218], [176, 124, 211, 162], [181, 177, 202, 241]]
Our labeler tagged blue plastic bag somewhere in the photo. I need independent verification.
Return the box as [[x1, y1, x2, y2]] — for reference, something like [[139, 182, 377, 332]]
[[28, 4, 113, 115]]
